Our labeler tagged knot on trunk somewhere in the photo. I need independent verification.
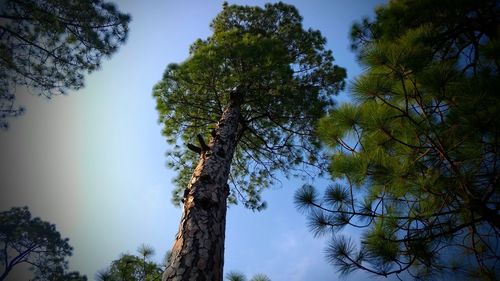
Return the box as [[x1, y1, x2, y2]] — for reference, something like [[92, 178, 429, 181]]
[[216, 148, 226, 158], [196, 196, 218, 210]]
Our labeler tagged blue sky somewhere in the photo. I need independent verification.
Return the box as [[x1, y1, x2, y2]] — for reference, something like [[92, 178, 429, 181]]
[[0, 1, 387, 280]]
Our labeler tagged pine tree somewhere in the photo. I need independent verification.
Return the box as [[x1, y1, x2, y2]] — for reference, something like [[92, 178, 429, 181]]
[[295, 0, 500, 279], [0, 0, 130, 129], [0, 207, 86, 281], [225, 271, 271, 281], [153, 2, 345, 280], [96, 244, 163, 281]]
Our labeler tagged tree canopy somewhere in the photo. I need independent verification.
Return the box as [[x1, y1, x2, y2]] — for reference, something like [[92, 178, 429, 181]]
[[154, 2, 346, 210], [296, 0, 500, 279], [0, 0, 130, 129], [0, 206, 86, 281]]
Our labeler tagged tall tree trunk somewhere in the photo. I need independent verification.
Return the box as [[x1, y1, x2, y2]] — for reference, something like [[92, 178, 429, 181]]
[[162, 95, 242, 281]]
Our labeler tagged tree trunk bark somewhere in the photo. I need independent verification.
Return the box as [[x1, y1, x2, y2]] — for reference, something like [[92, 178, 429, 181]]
[[162, 95, 242, 281]]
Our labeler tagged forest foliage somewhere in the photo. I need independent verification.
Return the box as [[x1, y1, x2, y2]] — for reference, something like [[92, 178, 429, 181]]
[[295, 0, 500, 279], [0, 0, 130, 129]]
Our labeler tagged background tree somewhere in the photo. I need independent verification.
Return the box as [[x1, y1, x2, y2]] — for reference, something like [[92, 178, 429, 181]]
[[225, 271, 246, 281], [137, 244, 157, 281], [0, 206, 86, 281], [154, 2, 345, 280], [225, 271, 271, 281], [249, 273, 271, 281], [96, 244, 163, 281], [0, 0, 130, 129], [296, 0, 500, 280]]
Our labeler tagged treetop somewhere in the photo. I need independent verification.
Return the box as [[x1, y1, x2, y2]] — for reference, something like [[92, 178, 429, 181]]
[[154, 2, 346, 209]]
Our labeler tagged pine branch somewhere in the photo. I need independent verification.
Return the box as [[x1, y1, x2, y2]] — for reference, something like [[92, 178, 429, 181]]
[[197, 134, 210, 151], [186, 143, 201, 154]]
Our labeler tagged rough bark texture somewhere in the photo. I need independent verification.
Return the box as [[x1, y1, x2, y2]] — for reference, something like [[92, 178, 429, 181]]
[[163, 95, 242, 281]]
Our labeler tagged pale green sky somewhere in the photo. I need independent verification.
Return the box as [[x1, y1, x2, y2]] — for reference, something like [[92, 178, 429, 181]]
[[0, 1, 388, 280]]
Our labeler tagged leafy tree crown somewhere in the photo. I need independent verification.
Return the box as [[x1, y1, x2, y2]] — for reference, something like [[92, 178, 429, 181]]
[[0, 206, 85, 280], [154, 2, 345, 209]]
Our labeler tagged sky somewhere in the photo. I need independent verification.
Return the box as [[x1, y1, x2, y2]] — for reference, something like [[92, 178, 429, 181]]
[[0, 1, 388, 280]]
